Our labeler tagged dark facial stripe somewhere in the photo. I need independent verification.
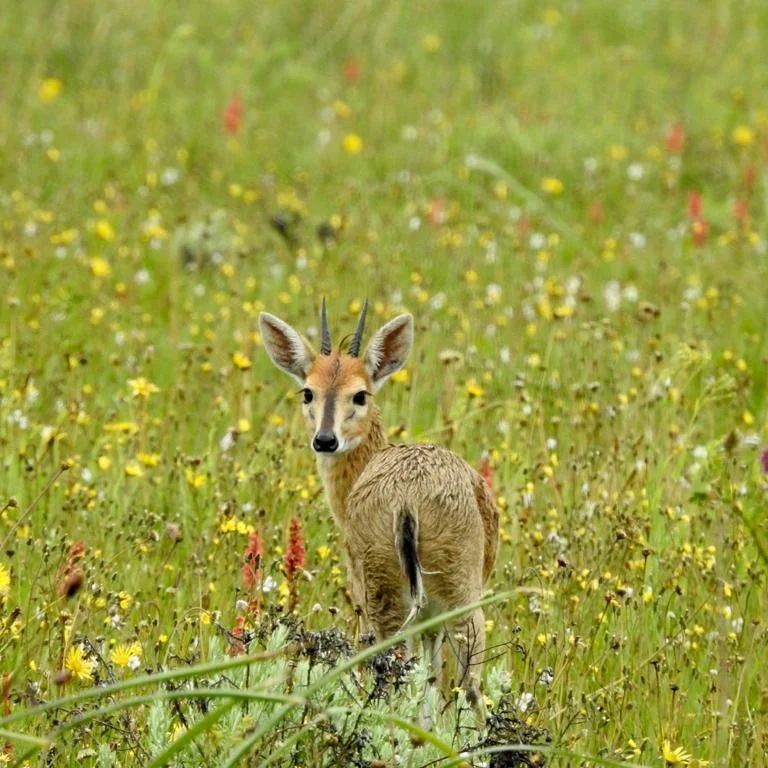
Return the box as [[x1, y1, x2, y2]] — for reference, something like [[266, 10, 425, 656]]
[[319, 391, 336, 434]]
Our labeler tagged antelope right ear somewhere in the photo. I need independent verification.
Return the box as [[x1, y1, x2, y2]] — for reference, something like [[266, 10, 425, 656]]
[[364, 314, 414, 392], [259, 312, 316, 385]]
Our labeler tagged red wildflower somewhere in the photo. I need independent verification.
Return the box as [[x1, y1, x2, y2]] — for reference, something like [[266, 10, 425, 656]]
[[283, 517, 306, 579], [284, 517, 306, 613], [343, 56, 360, 82], [478, 454, 495, 492], [665, 122, 685, 153], [242, 531, 263, 591], [691, 217, 710, 246], [688, 190, 702, 219], [687, 191, 709, 246], [733, 198, 749, 222], [760, 446, 768, 475], [743, 166, 757, 189], [223, 95, 243, 135]]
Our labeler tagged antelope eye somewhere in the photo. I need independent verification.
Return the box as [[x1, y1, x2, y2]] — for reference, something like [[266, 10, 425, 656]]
[[352, 391, 367, 406], [302, 389, 314, 404]]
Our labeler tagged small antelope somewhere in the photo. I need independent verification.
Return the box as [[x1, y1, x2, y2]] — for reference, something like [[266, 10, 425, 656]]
[[259, 300, 499, 710]]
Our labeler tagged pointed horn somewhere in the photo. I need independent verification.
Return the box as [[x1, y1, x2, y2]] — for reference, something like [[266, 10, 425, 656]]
[[348, 299, 368, 357], [320, 297, 332, 356]]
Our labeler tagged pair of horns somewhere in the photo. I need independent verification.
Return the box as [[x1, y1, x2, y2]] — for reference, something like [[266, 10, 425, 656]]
[[320, 298, 368, 357]]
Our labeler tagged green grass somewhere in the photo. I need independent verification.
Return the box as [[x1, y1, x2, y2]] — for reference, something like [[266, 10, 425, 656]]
[[1, 1, 767, 765]]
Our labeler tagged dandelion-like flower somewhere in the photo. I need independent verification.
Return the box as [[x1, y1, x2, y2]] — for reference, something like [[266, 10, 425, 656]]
[[128, 377, 160, 399], [110, 641, 142, 670], [65, 645, 94, 682], [662, 739, 692, 765], [232, 351, 252, 370]]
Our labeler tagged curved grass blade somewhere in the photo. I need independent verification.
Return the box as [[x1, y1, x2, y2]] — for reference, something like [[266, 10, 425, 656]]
[[0, 649, 283, 729], [147, 698, 238, 768], [221, 590, 516, 767], [0, 727, 51, 748]]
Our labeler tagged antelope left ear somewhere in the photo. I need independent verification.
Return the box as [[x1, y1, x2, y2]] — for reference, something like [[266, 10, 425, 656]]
[[259, 312, 316, 385], [364, 314, 413, 392]]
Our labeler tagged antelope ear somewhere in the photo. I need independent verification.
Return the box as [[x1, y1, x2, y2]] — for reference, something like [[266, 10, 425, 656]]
[[259, 312, 316, 385], [364, 314, 413, 392]]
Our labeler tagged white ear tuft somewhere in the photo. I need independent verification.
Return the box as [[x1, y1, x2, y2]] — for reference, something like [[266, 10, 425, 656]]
[[259, 312, 315, 384], [364, 314, 413, 392]]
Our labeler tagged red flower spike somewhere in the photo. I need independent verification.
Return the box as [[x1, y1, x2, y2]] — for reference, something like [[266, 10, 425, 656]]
[[665, 122, 685, 154], [283, 517, 306, 579], [733, 198, 749, 222], [223, 95, 243, 135], [284, 517, 306, 613], [688, 190, 702, 219]]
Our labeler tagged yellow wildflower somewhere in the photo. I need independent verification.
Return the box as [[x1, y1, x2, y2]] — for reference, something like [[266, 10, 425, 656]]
[[232, 351, 252, 370], [128, 377, 160, 399], [65, 645, 94, 682], [185, 467, 206, 488], [110, 641, 142, 669], [466, 379, 485, 398], [342, 133, 363, 155], [732, 125, 754, 146], [39, 77, 63, 102], [95, 219, 115, 241], [391, 369, 409, 384], [541, 177, 564, 195], [0, 563, 10, 595], [124, 461, 144, 478], [137, 452, 161, 467], [662, 740, 692, 765], [90, 256, 111, 278]]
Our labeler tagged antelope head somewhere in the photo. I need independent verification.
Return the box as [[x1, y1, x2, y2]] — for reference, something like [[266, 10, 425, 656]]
[[259, 300, 413, 456]]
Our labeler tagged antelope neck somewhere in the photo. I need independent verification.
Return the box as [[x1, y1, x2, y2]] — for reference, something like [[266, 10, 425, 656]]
[[317, 405, 387, 526]]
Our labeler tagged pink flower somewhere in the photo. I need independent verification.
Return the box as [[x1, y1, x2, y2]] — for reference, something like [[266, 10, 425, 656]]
[[760, 447, 768, 475]]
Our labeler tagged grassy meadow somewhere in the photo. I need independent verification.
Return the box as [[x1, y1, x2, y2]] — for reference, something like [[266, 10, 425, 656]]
[[2, 1, 768, 765]]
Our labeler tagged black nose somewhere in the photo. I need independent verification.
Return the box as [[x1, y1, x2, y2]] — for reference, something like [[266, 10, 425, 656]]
[[313, 431, 339, 453]]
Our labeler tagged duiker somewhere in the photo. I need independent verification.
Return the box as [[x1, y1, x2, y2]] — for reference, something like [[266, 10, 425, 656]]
[[259, 300, 499, 711]]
